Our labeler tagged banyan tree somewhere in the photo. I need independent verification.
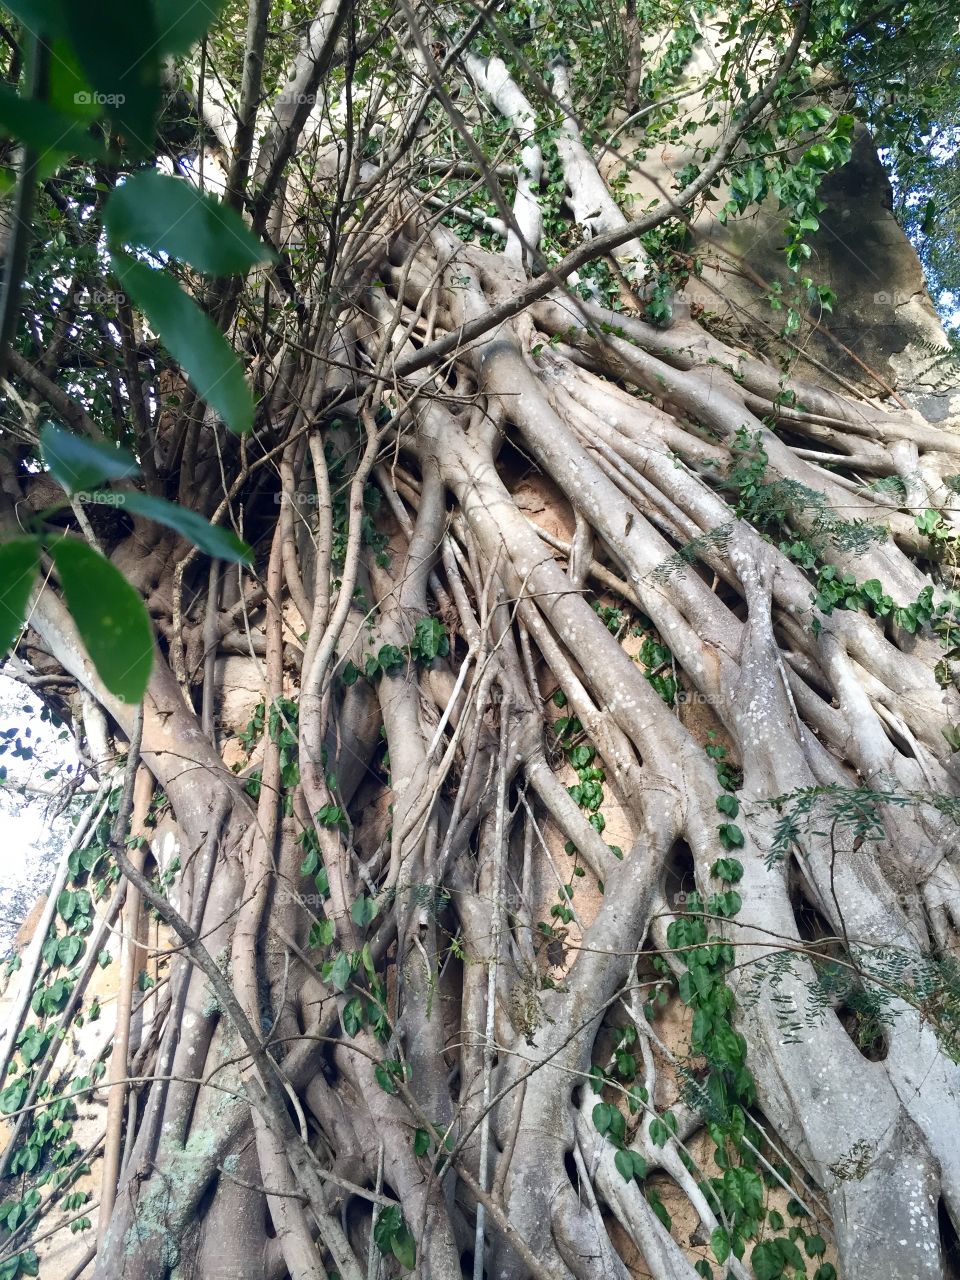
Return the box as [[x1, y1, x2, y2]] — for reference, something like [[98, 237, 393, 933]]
[[0, 1, 959, 1277]]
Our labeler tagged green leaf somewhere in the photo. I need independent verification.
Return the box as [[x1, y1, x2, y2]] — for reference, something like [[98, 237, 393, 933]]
[[111, 254, 254, 433], [0, 85, 108, 160], [614, 1148, 646, 1182], [710, 856, 743, 883], [149, 0, 230, 54], [57, 935, 82, 967], [350, 894, 379, 928], [0, 1079, 27, 1115], [413, 1128, 430, 1157], [373, 1205, 403, 1253], [341, 660, 360, 686], [921, 197, 937, 236], [308, 918, 334, 948], [105, 170, 272, 275], [376, 643, 405, 674], [588, 1065, 606, 1094], [1, 1, 66, 31], [40, 424, 139, 494], [647, 1190, 672, 1231], [50, 538, 153, 702], [717, 823, 745, 850], [0, 539, 40, 659], [328, 951, 352, 994], [710, 1226, 730, 1264], [751, 1238, 800, 1280], [119, 492, 251, 563], [341, 996, 365, 1036], [63, 0, 162, 146], [778, 1239, 805, 1269], [649, 1116, 673, 1148], [592, 1102, 626, 1145], [719, 889, 742, 916], [411, 616, 449, 662], [374, 1061, 404, 1094], [390, 1224, 416, 1270], [715, 793, 739, 817], [373, 1205, 415, 1267]]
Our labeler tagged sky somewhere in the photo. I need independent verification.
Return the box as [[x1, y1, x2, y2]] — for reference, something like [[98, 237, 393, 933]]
[[0, 674, 84, 953]]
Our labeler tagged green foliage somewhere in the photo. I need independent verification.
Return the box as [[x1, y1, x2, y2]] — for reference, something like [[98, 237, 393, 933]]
[[104, 169, 270, 277], [410, 616, 450, 662], [51, 537, 153, 702], [0, 1247, 39, 1278], [0, 791, 118, 1210], [614, 1147, 647, 1182], [2, 423, 250, 695], [350, 894, 379, 927], [0, 541, 40, 661], [722, 429, 887, 568], [755, 782, 960, 1060], [238, 701, 265, 754], [652, 741, 839, 1264], [0, 0, 266, 704], [358, 616, 450, 683], [117, 492, 251, 563], [373, 1204, 416, 1270], [751, 1235, 806, 1279], [40, 423, 138, 493], [638, 635, 677, 706]]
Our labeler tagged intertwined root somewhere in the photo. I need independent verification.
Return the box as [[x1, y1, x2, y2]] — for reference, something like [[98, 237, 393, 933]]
[[74, 219, 960, 1280]]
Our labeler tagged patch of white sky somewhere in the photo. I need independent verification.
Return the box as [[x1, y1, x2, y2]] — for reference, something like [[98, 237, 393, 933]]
[[0, 675, 85, 952]]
